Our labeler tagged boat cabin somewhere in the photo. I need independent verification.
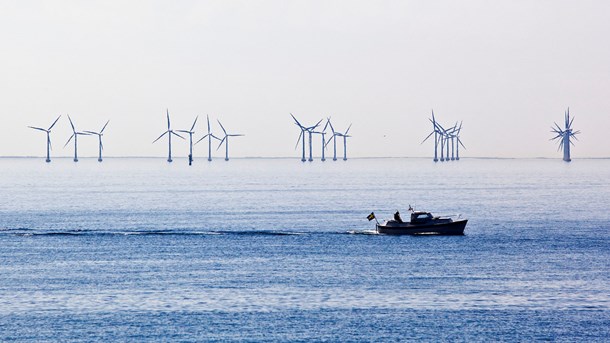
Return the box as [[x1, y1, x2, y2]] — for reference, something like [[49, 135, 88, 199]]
[[410, 211, 433, 224]]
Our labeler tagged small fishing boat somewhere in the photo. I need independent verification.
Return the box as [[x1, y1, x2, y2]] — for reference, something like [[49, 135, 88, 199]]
[[371, 210, 467, 235]]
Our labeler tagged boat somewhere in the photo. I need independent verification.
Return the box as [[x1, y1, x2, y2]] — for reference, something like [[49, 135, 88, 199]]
[[375, 210, 467, 235]]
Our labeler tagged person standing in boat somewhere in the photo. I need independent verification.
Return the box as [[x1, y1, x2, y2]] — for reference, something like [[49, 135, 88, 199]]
[[394, 211, 403, 223]]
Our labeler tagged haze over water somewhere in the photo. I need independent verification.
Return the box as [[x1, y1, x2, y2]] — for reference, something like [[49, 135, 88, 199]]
[[1, 158, 609, 341]]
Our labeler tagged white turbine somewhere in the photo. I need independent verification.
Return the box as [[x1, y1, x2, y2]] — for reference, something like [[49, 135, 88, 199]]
[[290, 113, 308, 162], [84, 120, 110, 162], [153, 109, 185, 162], [551, 108, 580, 162], [216, 119, 244, 161], [28, 115, 61, 163], [195, 115, 221, 162], [421, 110, 440, 162], [177, 116, 199, 165], [63, 115, 90, 162]]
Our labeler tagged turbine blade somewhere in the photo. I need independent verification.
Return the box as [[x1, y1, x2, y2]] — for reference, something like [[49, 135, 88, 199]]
[[172, 131, 186, 140], [191, 115, 199, 132], [67, 115, 75, 132], [290, 113, 303, 127], [83, 131, 98, 135], [153, 131, 168, 143], [217, 137, 226, 150], [100, 120, 110, 133], [207, 115, 211, 133], [28, 126, 47, 132], [295, 131, 303, 149], [166, 109, 171, 130], [64, 134, 75, 148], [217, 119, 227, 135], [421, 131, 434, 144], [344, 123, 352, 135], [195, 134, 209, 145], [48, 115, 61, 130]]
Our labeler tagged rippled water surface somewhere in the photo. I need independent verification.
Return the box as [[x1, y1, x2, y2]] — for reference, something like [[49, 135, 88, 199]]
[[1, 158, 609, 341]]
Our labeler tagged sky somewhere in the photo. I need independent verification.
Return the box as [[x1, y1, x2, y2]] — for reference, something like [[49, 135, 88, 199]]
[[1, 0, 609, 159]]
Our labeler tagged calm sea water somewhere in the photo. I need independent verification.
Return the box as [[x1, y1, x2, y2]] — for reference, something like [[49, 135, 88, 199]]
[[1, 157, 609, 341]]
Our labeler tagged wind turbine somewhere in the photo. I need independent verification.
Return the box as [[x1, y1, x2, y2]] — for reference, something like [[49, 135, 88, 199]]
[[421, 110, 440, 162], [338, 124, 352, 161], [84, 120, 110, 162], [216, 119, 244, 161], [64, 115, 90, 162], [195, 115, 221, 162], [551, 108, 580, 162], [177, 116, 199, 165], [325, 118, 339, 161], [290, 113, 308, 162], [153, 109, 185, 162], [28, 115, 61, 162]]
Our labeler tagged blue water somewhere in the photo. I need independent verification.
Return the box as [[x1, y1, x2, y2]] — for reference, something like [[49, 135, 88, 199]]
[[1, 158, 609, 341]]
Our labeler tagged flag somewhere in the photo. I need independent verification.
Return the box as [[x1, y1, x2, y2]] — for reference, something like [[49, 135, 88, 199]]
[[367, 212, 375, 221]]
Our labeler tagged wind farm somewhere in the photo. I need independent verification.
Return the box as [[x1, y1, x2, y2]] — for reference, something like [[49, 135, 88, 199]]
[[292, 114, 352, 162], [24, 108, 602, 163]]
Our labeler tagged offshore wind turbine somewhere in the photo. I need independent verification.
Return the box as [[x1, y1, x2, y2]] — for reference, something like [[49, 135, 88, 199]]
[[177, 116, 199, 165], [64, 115, 90, 162], [325, 118, 339, 161], [338, 124, 352, 161], [84, 120, 110, 162], [28, 115, 61, 162], [551, 108, 580, 162], [290, 113, 308, 162], [216, 119, 244, 161], [421, 110, 440, 162], [153, 109, 185, 162], [195, 115, 221, 162]]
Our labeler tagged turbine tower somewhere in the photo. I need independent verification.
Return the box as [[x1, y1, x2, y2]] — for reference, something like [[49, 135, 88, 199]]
[[177, 116, 199, 165], [64, 115, 90, 162], [153, 109, 185, 162], [195, 115, 221, 162], [216, 119, 244, 161], [325, 118, 340, 161], [455, 121, 465, 160], [551, 108, 580, 162], [84, 120, 110, 162], [28, 115, 61, 162], [421, 110, 440, 162], [312, 118, 330, 161]]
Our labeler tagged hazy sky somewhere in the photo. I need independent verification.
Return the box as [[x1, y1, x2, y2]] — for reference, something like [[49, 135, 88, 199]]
[[1, 0, 609, 158]]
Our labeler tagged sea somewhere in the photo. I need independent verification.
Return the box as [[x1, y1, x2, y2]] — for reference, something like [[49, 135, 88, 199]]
[[1, 157, 609, 342]]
